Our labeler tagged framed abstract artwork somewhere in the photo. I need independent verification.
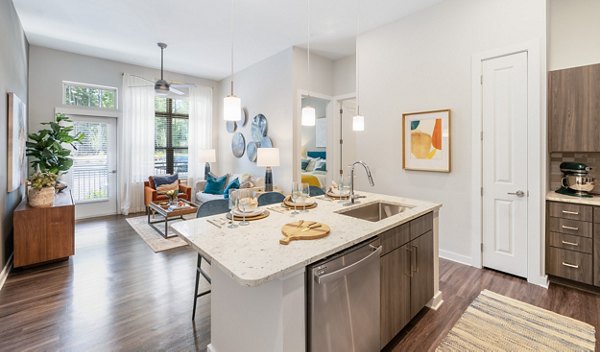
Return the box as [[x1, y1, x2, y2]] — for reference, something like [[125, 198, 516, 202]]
[[7, 92, 27, 191], [402, 109, 451, 172]]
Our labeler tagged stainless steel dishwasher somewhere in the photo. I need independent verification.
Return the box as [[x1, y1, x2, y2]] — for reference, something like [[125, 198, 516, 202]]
[[307, 238, 382, 352]]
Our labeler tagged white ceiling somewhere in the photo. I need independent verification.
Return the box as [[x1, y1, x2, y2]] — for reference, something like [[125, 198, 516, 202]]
[[13, 0, 443, 81]]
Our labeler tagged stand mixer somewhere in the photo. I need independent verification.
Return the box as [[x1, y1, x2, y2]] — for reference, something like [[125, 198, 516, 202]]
[[556, 162, 595, 197]]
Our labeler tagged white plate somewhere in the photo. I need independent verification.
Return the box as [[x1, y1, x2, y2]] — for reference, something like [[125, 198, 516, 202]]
[[288, 197, 316, 206], [232, 208, 264, 217]]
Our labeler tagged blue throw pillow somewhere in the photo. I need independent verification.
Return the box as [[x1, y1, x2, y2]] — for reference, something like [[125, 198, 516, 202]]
[[223, 178, 240, 199], [204, 174, 228, 195], [152, 174, 179, 188]]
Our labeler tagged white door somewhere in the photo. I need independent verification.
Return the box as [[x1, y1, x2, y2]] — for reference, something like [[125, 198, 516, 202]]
[[66, 116, 118, 219], [482, 51, 528, 278]]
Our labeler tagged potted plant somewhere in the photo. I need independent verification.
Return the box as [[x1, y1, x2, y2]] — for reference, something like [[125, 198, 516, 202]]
[[27, 172, 58, 207], [26, 113, 84, 206]]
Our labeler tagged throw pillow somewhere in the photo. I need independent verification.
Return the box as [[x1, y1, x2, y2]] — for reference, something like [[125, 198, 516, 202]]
[[151, 174, 179, 189], [239, 180, 255, 189], [300, 158, 310, 171], [204, 174, 228, 195], [314, 159, 327, 172], [157, 180, 179, 192], [223, 178, 240, 199]]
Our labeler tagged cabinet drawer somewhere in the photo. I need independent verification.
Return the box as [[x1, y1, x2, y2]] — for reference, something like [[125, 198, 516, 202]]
[[410, 212, 433, 240], [548, 217, 592, 238], [547, 232, 592, 254], [548, 202, 592, 222], [380, 223, 410, 256], [546, 247, 592, 285]]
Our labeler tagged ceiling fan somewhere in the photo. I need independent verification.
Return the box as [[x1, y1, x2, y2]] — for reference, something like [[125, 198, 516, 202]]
[[129, 42, 195, 96]]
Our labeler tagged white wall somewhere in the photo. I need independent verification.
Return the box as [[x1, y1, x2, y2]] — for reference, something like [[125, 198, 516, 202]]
[[0, 0, 28, 271], [356, 0, 546, 262], [333, 55, 356, 96], [549, 0, 600, 70], [28, 46, 218, 131], [216, 49, 295, 192]]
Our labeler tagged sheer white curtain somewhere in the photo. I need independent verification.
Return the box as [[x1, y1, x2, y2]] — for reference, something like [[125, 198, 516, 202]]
[[187, 85, 213, 189], [118, 74, 155, 215]]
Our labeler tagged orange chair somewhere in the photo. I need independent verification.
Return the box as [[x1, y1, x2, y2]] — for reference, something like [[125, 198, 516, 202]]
[[144, 176, 193, 213]]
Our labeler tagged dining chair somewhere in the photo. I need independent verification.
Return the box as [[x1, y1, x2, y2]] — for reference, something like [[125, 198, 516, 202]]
[[309, 186, 326, 197], [257, 191, 285, 206], [192, 199, 230, 320]]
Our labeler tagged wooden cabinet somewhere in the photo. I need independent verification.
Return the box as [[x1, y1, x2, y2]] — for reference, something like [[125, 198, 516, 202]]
[[13, 191, 75, 268], [379, 213, 434, 349], [546, 200, 600, 288], [548, 63, 600, 152]]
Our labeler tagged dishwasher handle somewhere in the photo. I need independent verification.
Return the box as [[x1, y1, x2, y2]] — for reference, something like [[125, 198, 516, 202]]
[[315, 245, 382, 284]]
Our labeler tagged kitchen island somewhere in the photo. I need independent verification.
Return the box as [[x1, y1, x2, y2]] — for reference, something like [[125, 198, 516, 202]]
[[171, 192, 442, 352]]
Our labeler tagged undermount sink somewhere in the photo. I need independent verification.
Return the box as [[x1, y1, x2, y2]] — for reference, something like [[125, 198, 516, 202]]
[[337, 201, 411, 222]]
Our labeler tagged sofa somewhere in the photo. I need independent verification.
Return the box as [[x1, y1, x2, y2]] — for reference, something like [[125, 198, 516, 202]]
[[195, 173, 264, 204]]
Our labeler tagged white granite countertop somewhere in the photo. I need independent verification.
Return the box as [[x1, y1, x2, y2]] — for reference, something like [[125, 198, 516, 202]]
[[546, 191, 600, 206], [171, 191, 442, 287]]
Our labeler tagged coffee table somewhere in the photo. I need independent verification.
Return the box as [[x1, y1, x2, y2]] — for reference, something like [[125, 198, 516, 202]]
[[148, 199, 198, 238]]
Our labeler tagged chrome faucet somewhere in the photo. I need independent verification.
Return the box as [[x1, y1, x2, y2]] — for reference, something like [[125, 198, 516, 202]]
[[348, 161, 375, 204]]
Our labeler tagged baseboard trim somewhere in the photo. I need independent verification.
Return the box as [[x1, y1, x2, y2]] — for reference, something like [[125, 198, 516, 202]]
[[427, 290, 444, 310], [439, 249, 472, 267], [0, 254, 13, 292]]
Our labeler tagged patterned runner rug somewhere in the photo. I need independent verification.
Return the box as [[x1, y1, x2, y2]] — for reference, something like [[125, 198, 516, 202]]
[[437, 289, 595, 351]]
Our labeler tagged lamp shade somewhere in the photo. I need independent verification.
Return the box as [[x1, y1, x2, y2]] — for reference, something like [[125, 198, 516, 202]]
[[257, 148, 280, 167], [198, 149, 216, 163], [301, 106, 316, 126], [224, 95, 241, 121], [352, 114, 364, 131]]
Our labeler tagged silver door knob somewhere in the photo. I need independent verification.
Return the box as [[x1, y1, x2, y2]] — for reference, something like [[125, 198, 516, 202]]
[[507, 190, 525, 197]]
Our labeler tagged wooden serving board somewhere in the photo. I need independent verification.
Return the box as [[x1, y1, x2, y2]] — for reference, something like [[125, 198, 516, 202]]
[[226, 210, 270, 221], [282, 196, 318, 210], [280, 221, 331, 245]]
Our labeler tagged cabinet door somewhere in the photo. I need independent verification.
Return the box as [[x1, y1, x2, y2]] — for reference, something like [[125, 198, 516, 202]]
[[13, 210, 47, 267], [549, 64, 600, 152], [410, 231, 434, 318], [380, 245, 411, 349], [46, 205, 75, 260], [594, 225, 600, 287]]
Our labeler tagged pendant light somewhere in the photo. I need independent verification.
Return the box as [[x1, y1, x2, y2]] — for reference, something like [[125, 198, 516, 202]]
[[301, 0, 316, 127], [224, 0, 241, 121], [352, 0, 365, 132]]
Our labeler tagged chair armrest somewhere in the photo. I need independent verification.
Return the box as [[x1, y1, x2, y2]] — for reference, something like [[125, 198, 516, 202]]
[[144, 186, 156, 206], [179, 184, 192, 200], [196, 180, 207, 193]]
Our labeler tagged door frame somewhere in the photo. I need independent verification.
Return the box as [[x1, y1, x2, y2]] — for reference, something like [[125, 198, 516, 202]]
[[470, 41, 548, 287]]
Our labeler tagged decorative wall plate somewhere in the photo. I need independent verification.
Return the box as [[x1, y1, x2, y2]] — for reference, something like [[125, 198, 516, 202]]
[[247, 141, 258, 162], [261, 136, 273, 148], [232, 132, 246, 158], [251, 114, 268, 142], [236, 108, 248, 129], [226, 120, 237, 133]]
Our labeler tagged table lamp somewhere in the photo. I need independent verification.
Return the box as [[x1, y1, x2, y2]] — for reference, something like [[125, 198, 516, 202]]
[[198, 149, 216, 179], [257, 148, 280, 192]]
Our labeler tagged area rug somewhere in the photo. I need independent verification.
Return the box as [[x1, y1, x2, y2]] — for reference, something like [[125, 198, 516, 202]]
[[437, 289, 596, 352], [126, 215, 192, 253]]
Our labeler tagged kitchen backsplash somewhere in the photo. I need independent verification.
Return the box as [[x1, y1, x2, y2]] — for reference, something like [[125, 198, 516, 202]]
[[550, 152, 600, 192]]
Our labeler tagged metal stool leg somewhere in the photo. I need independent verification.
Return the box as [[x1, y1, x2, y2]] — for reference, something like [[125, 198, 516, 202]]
[[192, 253, 212, 321]]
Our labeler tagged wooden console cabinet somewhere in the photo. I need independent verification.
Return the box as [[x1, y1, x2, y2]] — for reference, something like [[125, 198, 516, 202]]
[[13, 191, 75, 268]]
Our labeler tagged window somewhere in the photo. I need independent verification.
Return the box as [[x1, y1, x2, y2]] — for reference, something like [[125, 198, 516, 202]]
[[63, 81, 117, 109], [155, 97, 189, 176]]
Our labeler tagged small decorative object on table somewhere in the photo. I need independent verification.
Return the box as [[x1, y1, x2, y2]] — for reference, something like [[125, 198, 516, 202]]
[[164, 189, 178, 205], [27, 172, 58, 207]]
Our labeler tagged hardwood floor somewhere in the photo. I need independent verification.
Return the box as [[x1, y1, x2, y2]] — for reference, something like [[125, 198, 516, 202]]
[[0, 215, 598, 351], [0, 214, 210, 351], [388, 259, 600, 351]]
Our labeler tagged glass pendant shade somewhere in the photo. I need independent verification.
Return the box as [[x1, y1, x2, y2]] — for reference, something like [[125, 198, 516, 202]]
[[301, 106, 316, 126], [352, 114, 364, 131], [224, 95, 241, 121]]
